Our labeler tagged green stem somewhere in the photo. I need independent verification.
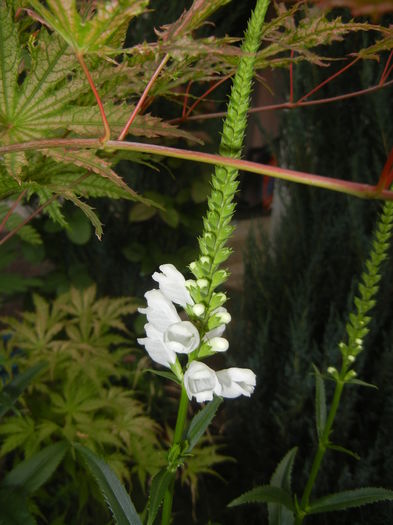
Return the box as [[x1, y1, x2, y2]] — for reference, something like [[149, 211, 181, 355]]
[[161, 386, 189, 525], [1, 138, 393, 201], [295, 376, 346, 525]]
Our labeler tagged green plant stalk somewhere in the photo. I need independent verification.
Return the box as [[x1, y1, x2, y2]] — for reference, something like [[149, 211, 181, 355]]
[[295, 198, 393, 524], [295, 377, 346, 525], [161, 385, 189, 525], [1, 138, 393, 201]]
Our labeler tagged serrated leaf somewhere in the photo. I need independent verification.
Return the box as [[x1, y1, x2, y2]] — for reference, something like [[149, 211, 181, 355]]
[[0, 2, 19, 120], [2, 441, 68, 494], [313, 364, 326, 438], [75, 444, 143, 525], [308, 487, 393, 514], [29, 0, 149, 54], [157, 0, 231, 41], [0, 362, 47, 419], [268, 448, 298, 525], [185, 396, 222, 453], [228, 485, 294, 511], [144, 369, 181, 385], [44, 149, 141, 201], [63, 193, 102, 240], [147, 468, 175, 525]]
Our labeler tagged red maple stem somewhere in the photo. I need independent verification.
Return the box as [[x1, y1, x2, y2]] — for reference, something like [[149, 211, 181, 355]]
[[118, 53, 170, 141], [298, 56, 360, 104], [0, 189, 27, 234], [383, 63, 393, 84], [289, 49, 295, 103], [76, 53, 111, 143], [375, 147, 393, 192], [379, 49, 393, 85], [182, 81, 193, 118], [182, 78, 393, 121], [184, 74, 232, 119]]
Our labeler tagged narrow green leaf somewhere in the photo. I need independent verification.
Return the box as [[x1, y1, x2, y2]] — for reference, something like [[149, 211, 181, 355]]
[[347, 378, 378, 389], [64, 193, 102, 240], [268, 448, 298, 525], [147, 468, 175, 525], [0, 362, 47, 419], [312, 364, 326, 438], [228, 485, 294, 511], [144, 369, 181, 385], [75, 444, 142, 525], [309, 487, 393, 514], [185, 396, 223, 452], [327, 444, 360, 460], [2, 441, 68, 494]]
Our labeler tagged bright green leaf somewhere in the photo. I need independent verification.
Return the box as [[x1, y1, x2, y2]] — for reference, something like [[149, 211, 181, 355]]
[[185, 396, 223, 453], [147, 468, 175, 525]]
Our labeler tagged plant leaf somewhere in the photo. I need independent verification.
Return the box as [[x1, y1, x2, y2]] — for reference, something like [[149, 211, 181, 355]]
[[144, 369, 181, 385], [309, 487, 393, 514], [268, 447, 298, 525], [1, 441, 68, 494], [312, 364, 326, 438], [0, 362, 47, 419], [63, 193, 102, 240], [326, 443, 360, 460], [147, 468, 175, 525], [228, 485, 294, 511], [185, 396, 223, 453], [75, 444, 143, 525]]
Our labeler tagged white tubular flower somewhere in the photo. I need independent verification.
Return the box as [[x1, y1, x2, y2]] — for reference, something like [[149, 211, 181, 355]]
[[138, 289, 201, 366], [208, 337, 229, 352], [216, 368, 256, 398], [139, 289, 181, 332], [137, 323, 176, 368], [152, 264, 193, 308], [164, 321, 200, 354], [184, 361, 222, 403]]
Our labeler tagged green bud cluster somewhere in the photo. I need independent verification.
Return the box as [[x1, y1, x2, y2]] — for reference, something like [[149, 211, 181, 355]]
[[339, 199, 393, 370], [188, 0, 270, 324]]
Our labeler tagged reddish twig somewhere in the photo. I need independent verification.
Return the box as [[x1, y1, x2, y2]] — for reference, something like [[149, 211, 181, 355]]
[[2, 138, 393, 202], [76, 53, 111, 143], [0, 189, 27, 234], [289, 49, 295, 103], [182, 78, 393, 121], [379, 49, 393, 86], [298, 56, 360, 104], [375, 147, 393, 193], [118, 53, 170, 141], [182, 81, 193, 118]]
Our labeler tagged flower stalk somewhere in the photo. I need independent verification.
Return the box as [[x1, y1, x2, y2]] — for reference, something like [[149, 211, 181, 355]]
[[295, 198, 393, 524]]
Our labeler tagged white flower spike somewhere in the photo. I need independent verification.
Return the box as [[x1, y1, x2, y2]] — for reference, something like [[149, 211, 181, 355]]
[[216, 368, 256, 398], [152, 264, 193, 308], [184, 361, 222, 402]]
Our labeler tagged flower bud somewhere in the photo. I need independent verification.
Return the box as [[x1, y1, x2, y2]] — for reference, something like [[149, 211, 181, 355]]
[[209, 337, 229, 352], [192, 303, 205, 317]]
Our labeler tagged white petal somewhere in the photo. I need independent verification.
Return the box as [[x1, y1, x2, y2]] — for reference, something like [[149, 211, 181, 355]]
[[137, 336, 176, 368], [152, 264, 193, 307], [164, 321, 200, 354], [204, 324, 226, 340], [208, 337, 229, 352], [142, 289, 180, 332], [184, 361, 221, 402], [216, 368, 256, 398]]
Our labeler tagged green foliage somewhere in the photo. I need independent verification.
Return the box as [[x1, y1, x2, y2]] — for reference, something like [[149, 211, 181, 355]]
[[75, 444, 143, 525], [308, 487, 393, 515], [0, 286, 164, 522]]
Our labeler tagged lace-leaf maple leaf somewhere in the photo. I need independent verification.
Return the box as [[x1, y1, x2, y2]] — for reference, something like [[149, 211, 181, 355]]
[[28, 0, 149, 54], [157, 0, 231, 41]]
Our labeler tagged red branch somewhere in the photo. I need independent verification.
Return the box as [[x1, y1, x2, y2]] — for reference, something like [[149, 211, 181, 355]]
[[376, 147, 393, 193], [77, 53, 111, 143], [182, 81, 193, 118], [380, 49, 393, 85], [118, 53, 170, 141]]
